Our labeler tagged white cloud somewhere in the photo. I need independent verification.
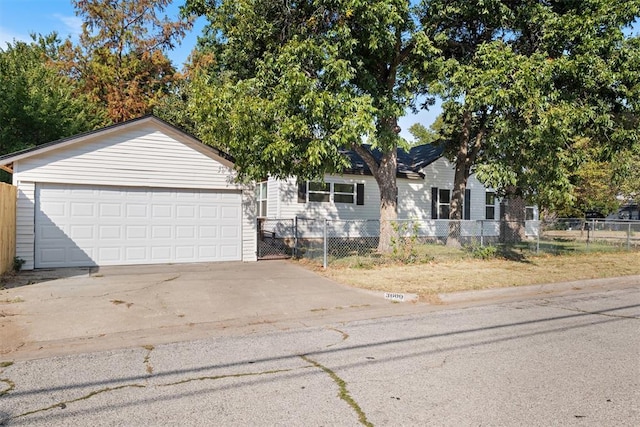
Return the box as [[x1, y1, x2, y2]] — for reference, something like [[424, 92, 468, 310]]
[[0, 26, 31, 48], [53, 14, 83, 37]]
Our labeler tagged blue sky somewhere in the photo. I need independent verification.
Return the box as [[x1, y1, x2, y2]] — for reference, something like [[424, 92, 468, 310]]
[[0, 0, 204, 68], [0, 0, 439, 138]]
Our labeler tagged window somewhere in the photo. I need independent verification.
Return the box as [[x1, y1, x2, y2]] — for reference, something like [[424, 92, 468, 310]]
[[308, 182, 330, 202], [333, 183, 355, 204], [485, 192, 496, 220], [257, 181, 268, 217], [302, 182, 363, 204], [525, 206, 535, 221], [438, 189, 450, 219]]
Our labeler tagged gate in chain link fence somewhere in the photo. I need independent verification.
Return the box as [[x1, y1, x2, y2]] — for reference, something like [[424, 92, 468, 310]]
[[257, 218, 296, 259]]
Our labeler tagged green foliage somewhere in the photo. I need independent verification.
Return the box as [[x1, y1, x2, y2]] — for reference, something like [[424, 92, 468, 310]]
[[0, 34, 103, 156], [422, 0, 640, 214], [153, 79, 198, 136], [12, 257, 25, 272], [467, 244, 498, 260], [390, 220, 420, 263], [183, 0, 448, 251]]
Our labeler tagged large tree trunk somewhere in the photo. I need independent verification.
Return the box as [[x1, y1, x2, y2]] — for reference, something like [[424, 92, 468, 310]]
[[352, 121, 399, 253], [375, 149, 398, 252], [448, 110, 472, 247]]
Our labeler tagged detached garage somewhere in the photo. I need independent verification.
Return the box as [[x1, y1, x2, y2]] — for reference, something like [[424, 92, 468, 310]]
[[0, 116, 257, 270]]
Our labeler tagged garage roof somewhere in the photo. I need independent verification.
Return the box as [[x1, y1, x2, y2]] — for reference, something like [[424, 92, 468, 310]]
[[0, 115, 235, 171]]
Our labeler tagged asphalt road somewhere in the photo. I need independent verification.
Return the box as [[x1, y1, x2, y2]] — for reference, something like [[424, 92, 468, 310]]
[[1, 284, 638, 426]]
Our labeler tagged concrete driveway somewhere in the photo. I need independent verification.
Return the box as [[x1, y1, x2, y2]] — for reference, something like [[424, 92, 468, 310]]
[[0, 261, 418, 361]]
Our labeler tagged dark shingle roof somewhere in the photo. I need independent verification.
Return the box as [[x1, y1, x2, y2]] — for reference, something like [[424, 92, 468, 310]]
[[341, 144, 444, 179]]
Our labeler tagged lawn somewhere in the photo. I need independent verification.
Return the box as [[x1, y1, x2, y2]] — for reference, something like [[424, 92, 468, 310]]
[[301, 244, 640, 301]]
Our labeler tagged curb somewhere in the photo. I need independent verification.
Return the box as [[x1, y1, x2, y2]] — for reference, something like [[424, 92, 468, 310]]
[[438, 275, 640, 304]]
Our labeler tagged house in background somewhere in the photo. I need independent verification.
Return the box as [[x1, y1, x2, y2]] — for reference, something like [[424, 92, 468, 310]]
[[258, 144, 537, 224], [0, 116, 257, 270]]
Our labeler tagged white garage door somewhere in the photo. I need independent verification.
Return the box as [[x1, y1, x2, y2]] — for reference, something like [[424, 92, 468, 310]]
[[35, 184, 243, 268]]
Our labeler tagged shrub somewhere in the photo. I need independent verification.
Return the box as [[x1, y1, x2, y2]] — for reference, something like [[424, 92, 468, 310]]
[[13, 256, 25, 272], [469, 244, 498, 260]]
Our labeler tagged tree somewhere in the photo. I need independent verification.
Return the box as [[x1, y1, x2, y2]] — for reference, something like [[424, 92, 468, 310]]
[[184, 0, 442, 251], [0, 34, 103, 165], [420, 1, 640, 220], [61, 0, 193, 123]]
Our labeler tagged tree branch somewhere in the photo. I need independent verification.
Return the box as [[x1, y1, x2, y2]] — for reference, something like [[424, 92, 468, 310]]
[[352, 144, 379, 176]]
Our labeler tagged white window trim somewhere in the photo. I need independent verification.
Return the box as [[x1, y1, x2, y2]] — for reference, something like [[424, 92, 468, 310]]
[[486, 191, 496, 220], [307, 182, 356, 204], [438, 189, 451, 219], [257, 181, 268, 217]]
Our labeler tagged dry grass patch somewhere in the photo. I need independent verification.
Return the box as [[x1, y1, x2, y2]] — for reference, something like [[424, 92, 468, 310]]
[[312, 251, 640, 299]]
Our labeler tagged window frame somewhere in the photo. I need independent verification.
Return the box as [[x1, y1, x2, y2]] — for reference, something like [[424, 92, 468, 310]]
[[306, 182, 357, 204], [438, 189, 451, 219], [485, 191, 496, 220], [307, 182, 331, 203], [333, 183, 355, 204], [257, 181, 268, 217], [525, 206, 536, 221]]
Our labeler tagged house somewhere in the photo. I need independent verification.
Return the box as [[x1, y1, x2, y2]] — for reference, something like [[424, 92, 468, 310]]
[[0, 116, 257, 270], [1, 116, 538, 270], [258, 144, 525, 223]]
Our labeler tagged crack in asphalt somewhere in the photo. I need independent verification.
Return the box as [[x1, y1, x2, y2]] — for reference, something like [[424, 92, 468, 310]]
[[2, 366, 295, 424], [142, 345, 154, 375], [300, 354, 373, 427], [326, 327, 349, 348], [7, 384, 147, 422], [159, 367, 294, 387], [0, 378, 15, 397], [38, 275, 182, 302]]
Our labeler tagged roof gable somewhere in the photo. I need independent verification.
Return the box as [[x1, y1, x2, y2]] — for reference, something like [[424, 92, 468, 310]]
[[0, 115, 234, 170]]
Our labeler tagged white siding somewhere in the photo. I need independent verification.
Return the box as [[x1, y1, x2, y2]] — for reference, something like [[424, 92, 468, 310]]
[[242, 185, 257, 261], [266, 179, 280, 218], [421, 157, 497, 220], [274, 175, 381, 220], [14, 180, 35, 270], [269, 158, 497, 221], [15, 125, 240, 190]]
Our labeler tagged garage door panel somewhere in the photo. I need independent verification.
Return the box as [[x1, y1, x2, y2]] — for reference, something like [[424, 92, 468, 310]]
[[125, 225, 147, 239], [126, 204, 148, 217], [100, 225, 122, 239], [199, 226, 216, 238], [151, 246, 172, 261], [221, 226, 239, 238], [98, 247, 122, 263], [152, 205, 172, 217], [100, 203, 122, 216], [125, 247, 147, 261], [35, 184, 242, 268], [69, 225, 94, 239]]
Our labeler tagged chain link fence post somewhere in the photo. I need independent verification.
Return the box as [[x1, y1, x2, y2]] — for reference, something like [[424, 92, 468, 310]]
[[323, 218, 328, 269], [293, 216, 298, 258]]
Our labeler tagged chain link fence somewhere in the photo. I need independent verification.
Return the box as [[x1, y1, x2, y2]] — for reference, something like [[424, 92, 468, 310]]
[[257, 217, 640, 267], [538, 218, 640, 251]]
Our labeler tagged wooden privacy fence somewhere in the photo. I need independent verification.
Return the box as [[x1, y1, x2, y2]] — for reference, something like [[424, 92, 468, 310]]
[[0, 182, 17, 274]]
